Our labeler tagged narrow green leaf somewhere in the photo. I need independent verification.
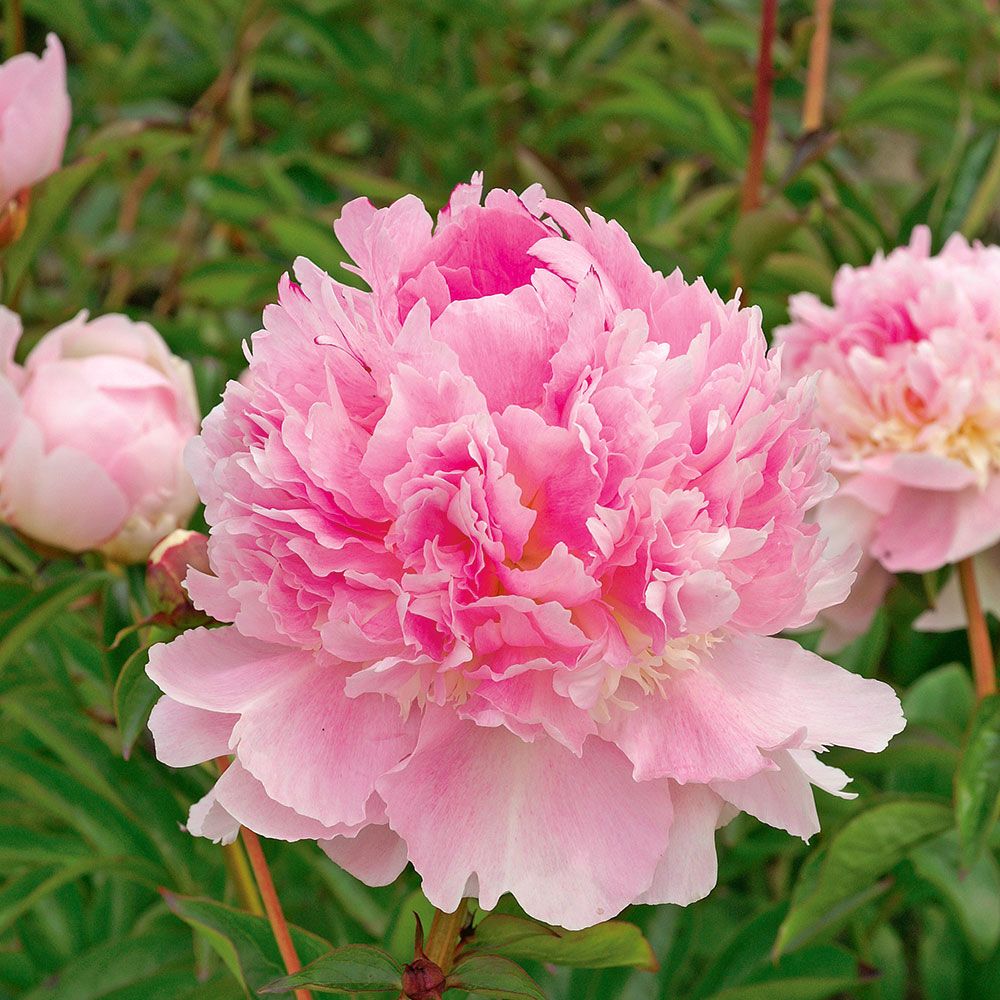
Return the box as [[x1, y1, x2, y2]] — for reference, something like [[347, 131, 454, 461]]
[[468, 914, 657, 971], [0, 826, 90, 866], [2, 157, 105, 298], [162, 892, 333, 998], [19, 930, 191, 1000], [775, 797, 952, 955], [449, 954, 546, 999], [0, 572, 108, 674], [705, 979, 859, 1000], [113, 644, 157, 759], [0, 858, 143, 936], [0, 745, 157, 860], [955, 693, 1000, 867], [259, 945, 402, 995]]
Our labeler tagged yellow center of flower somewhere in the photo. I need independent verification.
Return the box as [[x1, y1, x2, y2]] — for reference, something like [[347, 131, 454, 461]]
[[856, 408, 1000, 486]]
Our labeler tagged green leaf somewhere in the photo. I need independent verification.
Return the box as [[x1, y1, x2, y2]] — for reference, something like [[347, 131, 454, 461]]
[[902, 663, 974, 742], [179, 260, 279, 307], [775, 797, 953, 955], [449, 954, 546, 999], [113, 644, 158, 759], [955, 693, 1000, 867], [0, 858, 141, 936], [259, 945, 402, 995], [162, 892, 333, 998], [0, 571, 108, 674], [910, 830, 1000, 959], [2, 157, 105, 298], [704, 979, 860, 1000], [0, 826, 90, 866], [730, 205, 802, 280], [19, 930, 193, 1000], [468, 914, 657, 971]]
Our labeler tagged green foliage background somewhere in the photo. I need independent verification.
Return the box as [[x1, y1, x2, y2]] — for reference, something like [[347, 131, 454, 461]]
[[2, 0, 1000, 997]]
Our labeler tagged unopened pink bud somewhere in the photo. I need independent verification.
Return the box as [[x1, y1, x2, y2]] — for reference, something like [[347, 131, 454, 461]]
[[147, 529, 210, 625]]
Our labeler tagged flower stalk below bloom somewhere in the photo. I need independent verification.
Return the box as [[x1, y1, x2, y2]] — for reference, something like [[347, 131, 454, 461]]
[[958, 557, 997, 699], [422, 899, 470, 975]]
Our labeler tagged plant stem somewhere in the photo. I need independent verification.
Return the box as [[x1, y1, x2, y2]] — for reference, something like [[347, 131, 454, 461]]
[[214, 757, 310, 999], [221, 837, 265, 917], [733, 0, 778, 303], [801, 0, 834, 133], [5, 0, 24, 58], [241, 827, 313, 1000], [423, 899, 470, 975], [957, 557, 997, 699], [739, 0, 778, 215]]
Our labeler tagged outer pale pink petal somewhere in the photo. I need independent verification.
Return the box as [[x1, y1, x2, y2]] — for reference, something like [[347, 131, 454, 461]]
[[186, 787, 240, 845], [873, 481, 1000, 573], [1, 421, 129, 551], [881, 452, 979, 491], [817, 554, 893, 653], [378, 709, 673, 930], [212, 761, 350, 841], [147, 697, 237, 767], [789, 748, 856, 800], [145, 626, 306, 713], [183, 567, 240, 622], [915, 546, 1000, 631], [232, 669, 418, 827], [811, 482, 893, 650], [637, 783, 723, 906], [319, 825, 409, 886], [704, 635, 905, 753], [602, 670, 774, 785], [711, 748, 820, 840]]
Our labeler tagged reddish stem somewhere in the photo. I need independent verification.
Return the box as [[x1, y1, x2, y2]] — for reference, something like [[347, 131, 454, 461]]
[[240, 828, 312, 1000], [958, 557, 997, 699], [740, 0, 779, 214], [215, 758, 311, 999]]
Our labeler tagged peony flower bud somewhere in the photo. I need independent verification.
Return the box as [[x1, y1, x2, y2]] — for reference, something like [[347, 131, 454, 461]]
[[775, 227, 1000, 647], [147, 529, 211, 626], [0, 307, 199, 563], [401, 958, 445, 1000], [0, 35, 71, 229], [145, 176, 903, 930]]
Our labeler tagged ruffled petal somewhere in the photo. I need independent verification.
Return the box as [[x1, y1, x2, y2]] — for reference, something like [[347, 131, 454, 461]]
[[231, 668, 418, 827], [147, 696, 237, 768], [637, 783, 723, 906], [320, 824, 409, 886], [378, 709, 673, 930]]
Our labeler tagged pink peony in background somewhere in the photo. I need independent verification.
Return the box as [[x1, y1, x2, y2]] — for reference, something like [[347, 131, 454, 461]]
[[147, 176, 904, 930], [0, 34, 71, 205], [776, 227, 1000, 648], [0, 308, 199, 562]]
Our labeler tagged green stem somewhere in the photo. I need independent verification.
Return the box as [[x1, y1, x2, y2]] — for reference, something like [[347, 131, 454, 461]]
[[5, 0, 24, 59], [423, 899, 470, 975]]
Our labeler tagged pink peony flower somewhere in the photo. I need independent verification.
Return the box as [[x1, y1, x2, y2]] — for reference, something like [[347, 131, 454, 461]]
[[147, 177, 903, 930], [0, 34, 71, 205], [776, 227, 1000, 646], [0, 308, 199, 562]]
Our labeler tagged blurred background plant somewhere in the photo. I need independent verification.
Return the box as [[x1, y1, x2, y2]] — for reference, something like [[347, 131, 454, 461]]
[[2, 1, 1000, 998]]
